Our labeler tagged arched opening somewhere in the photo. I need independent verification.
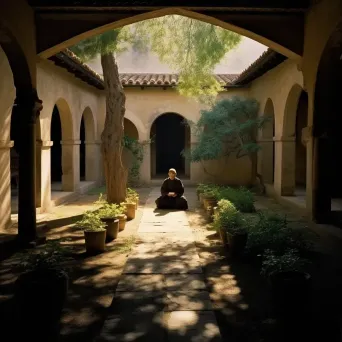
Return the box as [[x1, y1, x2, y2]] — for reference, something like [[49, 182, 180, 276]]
[[313, 22, 342, 225], [51, 105, 62, 189], [80, 107, 96, 183], [80, 116, 85, 181], [261, 99, 275, 185], [150, 113, 190, 179], [124, 118, 139, 140]]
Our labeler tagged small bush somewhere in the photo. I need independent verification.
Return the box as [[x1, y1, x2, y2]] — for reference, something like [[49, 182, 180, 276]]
[[246, 212, 313, 257], [261, 248, 310, 277], [218, 186, 255, 212], [213, 199, 247, 235]]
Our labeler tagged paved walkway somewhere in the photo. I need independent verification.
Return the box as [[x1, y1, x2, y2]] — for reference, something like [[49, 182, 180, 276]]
[[96, 187, 222, 342]]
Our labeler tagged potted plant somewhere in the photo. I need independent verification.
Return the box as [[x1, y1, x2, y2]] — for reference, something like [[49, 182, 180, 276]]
[[127, 188, 139, 209], [14, 241, 70, 340], [98, 204, 120, 241], [261, 249, 312, 317], [202, 186, 219, 210], [76, 211, 107, 254], [123, 198, 136, 220], [226, 217, 248, 258]]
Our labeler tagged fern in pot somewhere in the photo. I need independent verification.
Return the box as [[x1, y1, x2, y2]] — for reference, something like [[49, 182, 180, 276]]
[[261, 248, 312, 317], [98, 204, 121, 241], [76, 211, 106, 254], [14, 241, 71, 340]]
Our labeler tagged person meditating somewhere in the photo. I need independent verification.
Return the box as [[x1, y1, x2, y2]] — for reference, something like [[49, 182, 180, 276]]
[[155, 168, 188, 210]]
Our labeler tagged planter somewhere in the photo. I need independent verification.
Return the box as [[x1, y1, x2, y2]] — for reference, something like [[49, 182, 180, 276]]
[[101, 217, 119, 241], [203, 197, 217, 210], [14, 269, 68, 340], [199, 193, 204, 205], [269, 271, 312, 317], [218, 227, 228, 245], [206, 206, 214, 222], [226, 231, 248, 257], [84, 229, 106, 254], [124, 203, 136, 220], [135, 197, 139, 209], [117, 214, 127, 231]]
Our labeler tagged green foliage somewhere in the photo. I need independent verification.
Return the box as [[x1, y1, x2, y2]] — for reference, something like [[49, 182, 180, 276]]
[[246, 212, 313, 257], [261, 249, 310, 277], [122, 135, 148, 185], [98, 203, 125, 219], [127, 188, 139, 200], [190, 96, 269, 163], [217, 186, 255, 213], [135, 15, 241, 101], [17, 241, 72, 273], [76, 211, 106, 231], [213, 199, 247, 235]]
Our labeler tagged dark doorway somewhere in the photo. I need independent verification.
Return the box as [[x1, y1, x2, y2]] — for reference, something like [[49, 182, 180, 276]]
[[51, 105, 62, 183], [152, 113, 186, 176], [80, 116, 85, 181]]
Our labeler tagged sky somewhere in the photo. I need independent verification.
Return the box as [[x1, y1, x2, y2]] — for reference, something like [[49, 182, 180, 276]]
[[86, 36, 268, 76]]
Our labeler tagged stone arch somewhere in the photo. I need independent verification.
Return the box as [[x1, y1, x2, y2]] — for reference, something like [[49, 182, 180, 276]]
[[260, 98, 275, 184], [312, 19, 342, 223], [150, 112, 191, 178], [80, 106, 97, 181], [125, 110, 145, 139], [124, 118, 139, 140], [54, 97, 74, 141], [277, 84, 307, 196], [40, 8, 300, 60]]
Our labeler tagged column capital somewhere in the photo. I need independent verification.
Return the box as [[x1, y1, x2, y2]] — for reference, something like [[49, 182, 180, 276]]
[[273, 135, 296, 142], [61, 139, 81, 145], [36, 140, 53, 149], [15, 88, 43, 124], [84, 140, 101, 145], [0, 140, 14, 149]]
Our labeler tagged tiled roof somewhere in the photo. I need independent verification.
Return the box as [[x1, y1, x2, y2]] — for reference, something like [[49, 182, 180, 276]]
[[119, 73, 239, 86]]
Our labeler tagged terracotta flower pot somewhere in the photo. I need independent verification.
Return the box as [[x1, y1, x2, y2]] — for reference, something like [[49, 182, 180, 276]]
[[203, 197, 217, 210], [206, 206, 214, 222], [117, 214, 127, 231], [226, 231, 248, 257], [135, 197, 139, 209], [84, 229, 106, 254], [100, 217, 119, 241], [124, 203, 136, 220], [218, 227, 228, 245]]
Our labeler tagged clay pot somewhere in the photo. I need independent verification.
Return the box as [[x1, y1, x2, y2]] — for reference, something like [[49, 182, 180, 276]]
[[206, 206, 214, 222], [203, 197, 217, 210], [84, 229, 106, 254], [218, 227, 228, 245], [124, 203, 136, 220], [226, 231, 248, 257], [117, 214, 127, 231], [135, 197, 139, 209], [100, 218, 119, 241]]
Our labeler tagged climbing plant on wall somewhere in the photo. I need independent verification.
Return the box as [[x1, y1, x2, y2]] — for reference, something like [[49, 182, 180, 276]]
[[186, 96, 270, 191]]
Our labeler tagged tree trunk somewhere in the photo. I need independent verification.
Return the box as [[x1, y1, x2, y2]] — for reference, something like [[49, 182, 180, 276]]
[[100, 53, 127, 203]]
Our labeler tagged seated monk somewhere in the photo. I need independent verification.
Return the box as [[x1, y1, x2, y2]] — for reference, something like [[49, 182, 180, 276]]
[[155, 168, 188, 210]]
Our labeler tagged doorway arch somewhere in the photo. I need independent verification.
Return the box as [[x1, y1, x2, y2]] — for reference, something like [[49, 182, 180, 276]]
[[150, 113, 190, 179]]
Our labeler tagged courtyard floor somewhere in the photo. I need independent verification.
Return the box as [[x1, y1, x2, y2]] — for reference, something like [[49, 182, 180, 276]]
[[1, 187, 342, 341]]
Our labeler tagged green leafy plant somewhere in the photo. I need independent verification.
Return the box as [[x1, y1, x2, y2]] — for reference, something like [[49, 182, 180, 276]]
[[261, 249, 310, 277], [17, 241, 72, 273], [76, 211, 106, 231], [246, 212, 313, 257], [127, 187, 139, 200], [98, 203, 125, 219], [213, 199, 247, 235], [218, 186, 255, 212]]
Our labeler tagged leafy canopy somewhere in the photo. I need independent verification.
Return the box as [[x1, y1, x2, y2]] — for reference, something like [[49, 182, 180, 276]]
[[188, 96, 269, 162], [71, 15, 242, 100]]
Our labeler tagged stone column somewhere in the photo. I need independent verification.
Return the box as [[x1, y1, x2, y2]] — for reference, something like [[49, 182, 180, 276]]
[[257, 137, 274, 184], [61, 139, 80, 192], [17, 89, 43, 245], [36, 140, 53, 211], [0, 140, 14, 230], [273, 135, 296, 196], [139, 140, 151, 185], [85, 140, 101, 182]]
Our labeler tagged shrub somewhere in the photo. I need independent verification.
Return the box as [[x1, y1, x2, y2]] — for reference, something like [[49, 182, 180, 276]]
[[218, 186, 255, 212], [76, 211, 106, 231], [246, 212, 313, 257], [261, 248, 310, 277], [213, 199, 247, 235], [98, 203, 124, 219]]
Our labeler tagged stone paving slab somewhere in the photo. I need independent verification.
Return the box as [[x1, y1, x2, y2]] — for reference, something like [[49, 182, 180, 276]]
[[165, 311, 222, 342], [166, 291, 213, 311], [96, 187, 222, 341]]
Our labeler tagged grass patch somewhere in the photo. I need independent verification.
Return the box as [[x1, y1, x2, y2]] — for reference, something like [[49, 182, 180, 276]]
[[117, 235, 136, 254]]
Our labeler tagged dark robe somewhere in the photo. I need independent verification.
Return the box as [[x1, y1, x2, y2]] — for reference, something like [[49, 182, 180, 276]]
[[155, 177, 188, 210]]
